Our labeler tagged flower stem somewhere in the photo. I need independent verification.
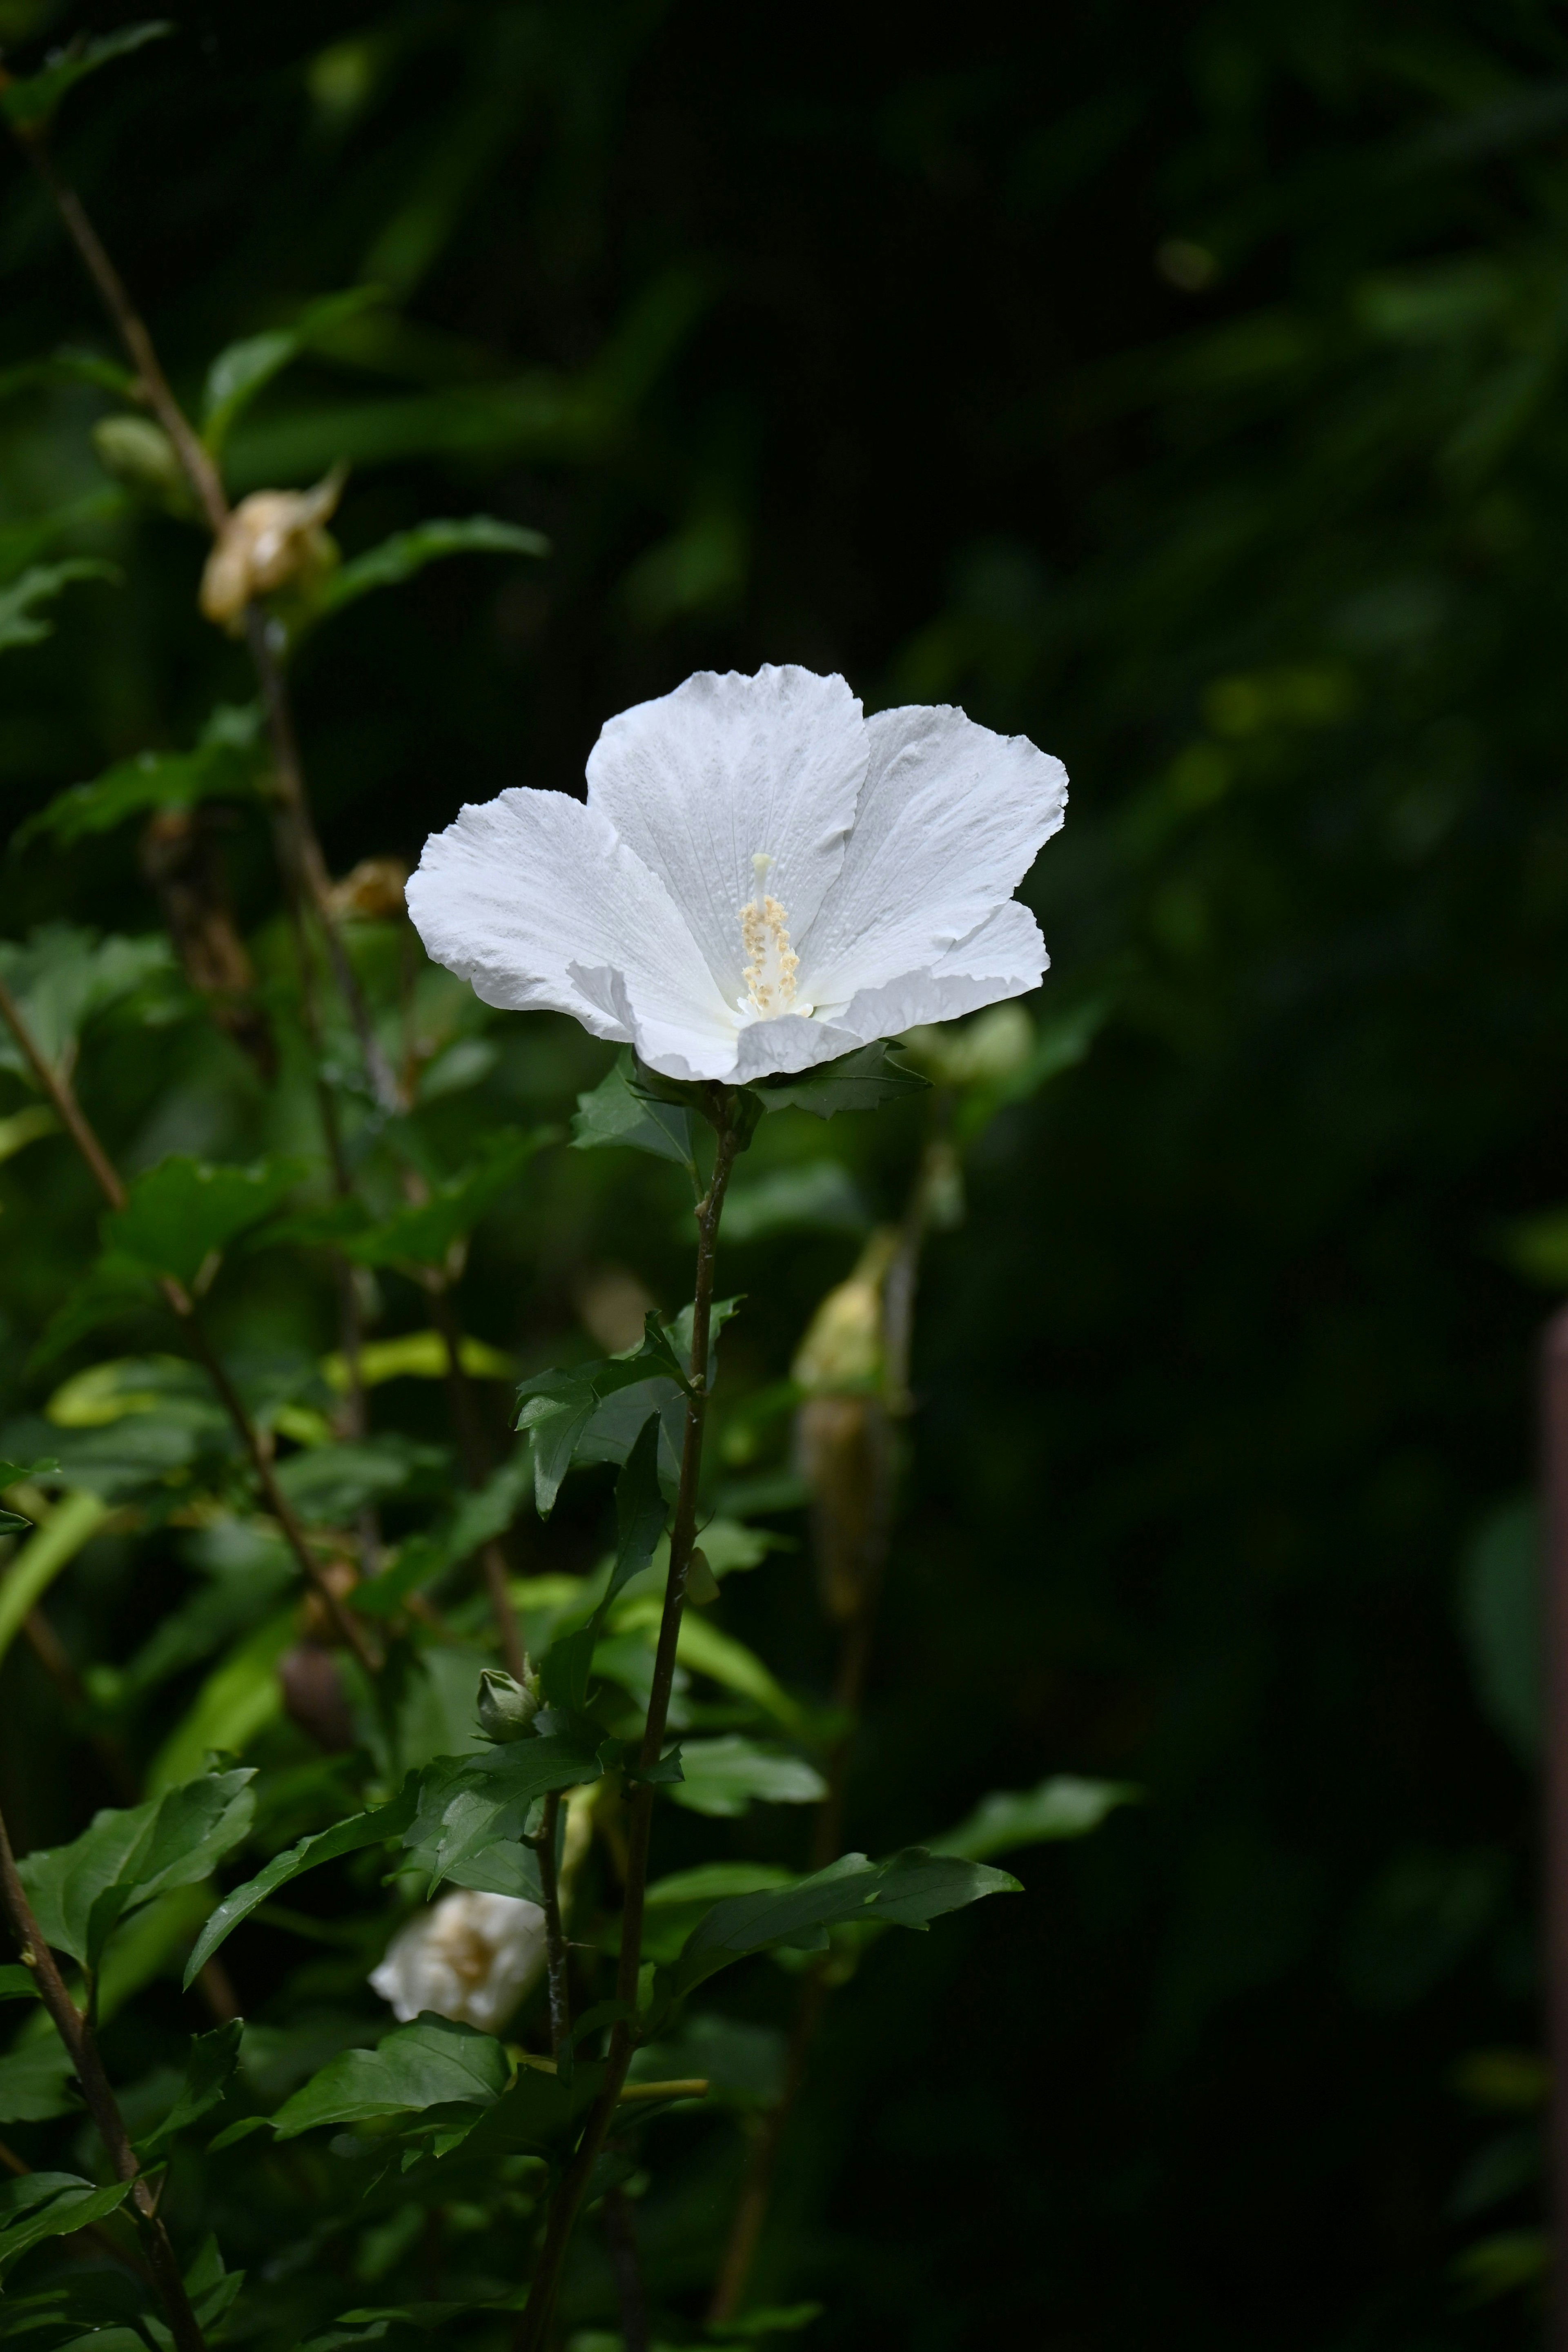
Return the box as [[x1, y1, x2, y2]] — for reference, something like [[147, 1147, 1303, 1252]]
[[0, 974, 380, 1678], [535, 1790, 571, 2060], [0, 1806, 209, 2352], [513, 1087, 747, 2352]]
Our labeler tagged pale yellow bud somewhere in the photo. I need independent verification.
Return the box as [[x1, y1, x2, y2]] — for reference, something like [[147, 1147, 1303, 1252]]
[[902, 1002, 1033, 1088], [790, 1227, 899, 1394], [199, 471, 343, 633]]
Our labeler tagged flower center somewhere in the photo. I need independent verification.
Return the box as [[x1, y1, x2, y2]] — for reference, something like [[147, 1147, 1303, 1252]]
[[739, 853, 801, 1020]]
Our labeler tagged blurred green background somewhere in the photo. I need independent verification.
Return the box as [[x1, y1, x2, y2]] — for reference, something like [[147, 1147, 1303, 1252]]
[[2, 0, 1565, 2343]]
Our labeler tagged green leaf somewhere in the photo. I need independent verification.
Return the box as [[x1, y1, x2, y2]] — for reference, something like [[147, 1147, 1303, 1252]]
[[0, 1968, 38, 2002], [753, 1041, 929, 1119], [0, 2174, 133, 2281], [515, 1313, 695, 1517], [0, 2036, 77, 2122], [540, 1626, 595, 1712], [273, 1434, 436, 1523], [201, 287, 387, 456], [16, 704, 265, 851], [270, 2013, 509, 2139], [0, 560, 118, 651], [595, 1413, 666, 1631], [0, 23, 172, 131], [314, 516, 549, 618], [612, 1595, 805, 1730], [343, 1128, 549, 1268], [104, 1154, 307, 1289], [571, 1050, 696, 1169], [401, 1731, 604, 1894], [675, 1846, 1020, 1991], [184, 1776, 421, 1986], [930, 1775, 1138, 1860], [19, 1768, 256, 1970], [666, 1735, 826, 1817], [0, 927, 172, 1089], [136, 2019, 243, 2157]]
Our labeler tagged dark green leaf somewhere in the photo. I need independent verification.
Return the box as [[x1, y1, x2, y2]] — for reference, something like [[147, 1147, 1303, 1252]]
[[0, 927, 172, 1089], [0, 24, 172, 132], [315, 517, 549, 619], [105, 1155, 307, 1289], [753, 1041, 929, 1118], [0, 561, 118, 653], [666, 1736, 826, 1817], [183, 1775, 421, 1987], [0, 2174, 133, 2280], [540, 1626, 594, 1712], [201, 287, 386, 455], [0, 2037, 77, 2123], [16, 705, 265, 851], [136, 2019, 243, 2157], [514, 1371, 599, 1517], [20, 1768, 256, 1969], [274, 1435, 436, 1523], [401, 1731, 604, 1893], [930, 1775, 1138, 1860], [571, 1050, 696, 1168], [721, 1160, 869, 1244], [594, 1413, 667, 1631], [675, 1846, 1020, 1991], [0, 1967, 39, 2002], [344, 1129, 549, 1268], [269, 2013, 509, 2139]]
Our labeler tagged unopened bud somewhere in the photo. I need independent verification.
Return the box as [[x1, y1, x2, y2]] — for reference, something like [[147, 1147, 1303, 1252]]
[[91, 415, 186, 508], [903, 1002, 1033, 1088], [686, 1546, 719, 1605], [791, 1229, 900, 1394], [199, 471, 343, 634], [477, 1664, 541, 1743]]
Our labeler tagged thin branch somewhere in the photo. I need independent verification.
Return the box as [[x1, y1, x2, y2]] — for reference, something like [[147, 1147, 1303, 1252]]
[[534, 1790, 571, 2060], [0, 1806, 208, 2352], [514, 1090, 746, 2352], [0, 975, 379, 1676]]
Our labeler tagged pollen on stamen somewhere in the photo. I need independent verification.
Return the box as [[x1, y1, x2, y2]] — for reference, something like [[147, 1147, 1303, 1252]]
[[739, 854, 800, 1019]]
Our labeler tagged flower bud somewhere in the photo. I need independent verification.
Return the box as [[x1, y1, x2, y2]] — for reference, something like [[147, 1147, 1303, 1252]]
[[791, 1228, 900, 1394], [477, 1663, 541, 1743], [902, 1002, 1033, 1088], [91, 415, 187, 508], [198, 471, 343, 634]]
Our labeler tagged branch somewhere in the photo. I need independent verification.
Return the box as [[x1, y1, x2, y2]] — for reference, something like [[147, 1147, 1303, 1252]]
[[0, 1806, 208, 2352], [0, 974, 380, 1677], [513, 1091, 747, 2352]]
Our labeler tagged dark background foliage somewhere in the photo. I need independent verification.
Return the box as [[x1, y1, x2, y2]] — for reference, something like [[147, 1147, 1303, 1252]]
[[2, 0, 1564, 2344]]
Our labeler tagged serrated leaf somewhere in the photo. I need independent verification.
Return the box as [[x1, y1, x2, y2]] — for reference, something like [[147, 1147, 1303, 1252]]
[[0, 2174, 133, 2279], [17, 704, 265, 851], [314, 516, 548, 618], [103, 1154, 307, 1289], [666, 1735, 825, 1817], [515, 1312, 695, 1517], [754, 1040, 929, 1118], [930, 1775, 1138, 1860], [0, 559, 118, 650], [0, 926, 172, 1089], [202, 286, 386, 455], [185, 1776, 421, 1986], [135, 2019, 243, 2157], [401, 1731, 604, 1893], [571, 1050, 696, 1168], [270, 2013, 509, 2139], [675, 1846, 1020, 1991], [20, 1768, 256, 1970]]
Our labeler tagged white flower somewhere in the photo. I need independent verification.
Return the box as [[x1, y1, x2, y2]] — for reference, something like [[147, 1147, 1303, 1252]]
[[406, 666, 1067, 1083], [369, 1889, 546, 2031]]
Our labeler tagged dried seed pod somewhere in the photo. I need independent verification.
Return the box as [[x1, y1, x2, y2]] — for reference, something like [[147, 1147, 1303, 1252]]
[[198, 471, 343, 633]]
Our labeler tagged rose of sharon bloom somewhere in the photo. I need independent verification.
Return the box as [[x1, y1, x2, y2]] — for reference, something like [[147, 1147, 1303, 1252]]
[[407, 666, 1067, 1084], [369, 1889, 546, 2031]]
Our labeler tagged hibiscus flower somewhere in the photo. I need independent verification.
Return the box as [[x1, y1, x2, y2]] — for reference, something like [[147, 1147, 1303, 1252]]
[[407, 665, 1067, 1084]]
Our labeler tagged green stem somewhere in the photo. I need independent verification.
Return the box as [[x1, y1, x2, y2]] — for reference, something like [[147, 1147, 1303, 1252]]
[[513, 1087, 746, 2352]]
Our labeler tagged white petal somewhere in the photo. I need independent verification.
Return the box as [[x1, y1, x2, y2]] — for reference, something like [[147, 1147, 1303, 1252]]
[[585, 666, 866, 1004], [800, 706, 1066, 1006], [828, 900, 1048, 1042], [406, 786, 732, 1052]]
